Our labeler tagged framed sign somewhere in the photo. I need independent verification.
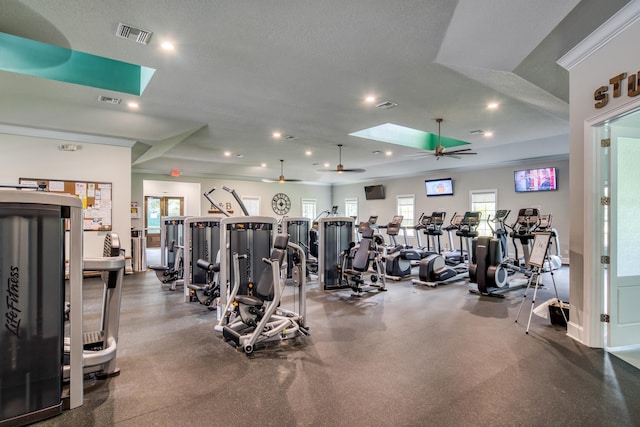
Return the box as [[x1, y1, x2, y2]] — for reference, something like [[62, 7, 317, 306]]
[[529, 232, 552, 268], [20, 178, 113, 231]]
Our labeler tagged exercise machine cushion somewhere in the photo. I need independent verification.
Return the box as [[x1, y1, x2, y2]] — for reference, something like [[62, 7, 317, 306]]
[[196, 258, 220, 273]]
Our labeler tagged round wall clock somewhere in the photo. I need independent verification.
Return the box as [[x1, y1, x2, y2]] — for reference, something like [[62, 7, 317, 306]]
[[271, 192, 291, 215]]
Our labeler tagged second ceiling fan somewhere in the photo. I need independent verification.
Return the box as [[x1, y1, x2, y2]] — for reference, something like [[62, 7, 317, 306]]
[[431, 118, 477, 160], [264, 159, 301, 183], [320, 144, 365, 173]]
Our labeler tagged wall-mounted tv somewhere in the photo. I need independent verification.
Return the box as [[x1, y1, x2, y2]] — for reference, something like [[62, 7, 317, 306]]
[[514, 167, 558, 192], [364, 184, 385, 200], [425, 178, 453, 197]]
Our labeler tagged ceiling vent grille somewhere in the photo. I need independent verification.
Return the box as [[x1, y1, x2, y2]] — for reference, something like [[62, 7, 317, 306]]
[[283, 135, 298, 140], [375, 100, 398, 109], [97, 95, 122, 104], [116, 23, 153, 44]]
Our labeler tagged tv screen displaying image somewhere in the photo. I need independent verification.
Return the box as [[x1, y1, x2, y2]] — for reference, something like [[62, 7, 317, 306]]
[[364, 185, 385, 200], [514, 167, 557, 192], [425, 178, 453, 197]]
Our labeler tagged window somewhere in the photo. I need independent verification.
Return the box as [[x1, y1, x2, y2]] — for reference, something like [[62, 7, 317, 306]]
[[470, 190, 497, 237], [302, 198, 316, 221], [396, 195, 415, 236], [242, 196, 260, 216], [345, 198, 358, 222]]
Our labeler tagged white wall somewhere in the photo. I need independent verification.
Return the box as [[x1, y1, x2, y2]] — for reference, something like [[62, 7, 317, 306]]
[[333, 159, 570, 260], [0, 133, 132, 257], [560, 3, 640, 347], [131, 173, 332, 221]]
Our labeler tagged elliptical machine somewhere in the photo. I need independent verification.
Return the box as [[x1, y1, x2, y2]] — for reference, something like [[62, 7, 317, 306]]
[[381, 216, 413, 280], [486, 209, 510, 260]]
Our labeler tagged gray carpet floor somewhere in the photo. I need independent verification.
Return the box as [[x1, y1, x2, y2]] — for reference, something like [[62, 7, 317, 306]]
[[33, 266, 640, 427]]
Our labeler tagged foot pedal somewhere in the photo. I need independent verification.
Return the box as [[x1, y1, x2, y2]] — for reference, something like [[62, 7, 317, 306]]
[[83, 330, 104, 350], [222, 327, 241, 346]]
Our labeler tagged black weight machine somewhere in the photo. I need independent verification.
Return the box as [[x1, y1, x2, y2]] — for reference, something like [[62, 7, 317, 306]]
[[337, 223, 387, 294]]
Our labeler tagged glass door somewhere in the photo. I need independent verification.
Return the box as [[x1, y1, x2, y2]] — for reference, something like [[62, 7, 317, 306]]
[[597, 109, 640, 348], [145, 196, 184, 247]]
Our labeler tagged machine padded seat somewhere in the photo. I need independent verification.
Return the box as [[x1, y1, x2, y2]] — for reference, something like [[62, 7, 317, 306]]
[[196, 258, 220, 273], [235, 295, 265, 306]]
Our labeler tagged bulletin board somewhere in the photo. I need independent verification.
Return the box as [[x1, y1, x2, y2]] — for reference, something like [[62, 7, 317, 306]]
[[19, 177, 113, 231]]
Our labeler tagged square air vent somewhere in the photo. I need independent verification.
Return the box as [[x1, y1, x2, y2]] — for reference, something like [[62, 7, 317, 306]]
[[375, 100, 398, 109], [97, 95, 122, 104], [116, 23, 153, 44]]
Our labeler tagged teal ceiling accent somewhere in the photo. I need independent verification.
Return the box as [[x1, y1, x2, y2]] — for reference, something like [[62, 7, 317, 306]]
[[0, 32, 155, 95], [350, 123, 469, 150]]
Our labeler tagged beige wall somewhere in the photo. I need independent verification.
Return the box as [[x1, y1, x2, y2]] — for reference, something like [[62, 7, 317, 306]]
[[0, 133, 132, 257], [333, 159, 570, 260], [131, 173, 332, 224]]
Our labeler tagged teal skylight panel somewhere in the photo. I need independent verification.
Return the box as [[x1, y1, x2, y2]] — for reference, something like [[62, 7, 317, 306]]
[[350, 123, 469, 150], [0, 32, 155, 95]]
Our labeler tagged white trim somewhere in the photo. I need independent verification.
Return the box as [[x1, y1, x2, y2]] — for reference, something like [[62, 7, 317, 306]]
[[0, 123, 136, 147], [583, 97, 640, 348], [558, 0, 640, 70]]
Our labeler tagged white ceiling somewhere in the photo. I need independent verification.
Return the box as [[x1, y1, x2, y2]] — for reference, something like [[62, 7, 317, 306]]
[[0, 0, 632, 184]]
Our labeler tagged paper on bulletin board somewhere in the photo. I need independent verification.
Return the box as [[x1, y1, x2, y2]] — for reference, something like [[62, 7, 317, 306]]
[[99, 183, 112, 201], [49, 181, 65, 192], [87, 183, 95, 198]]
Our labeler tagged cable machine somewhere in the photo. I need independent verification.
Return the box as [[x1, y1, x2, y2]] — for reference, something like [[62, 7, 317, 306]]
[[183, 216, 222, 304], [282, 217, 310, 279], [216, 216, 277, 319], [318, 216, 354, 290]]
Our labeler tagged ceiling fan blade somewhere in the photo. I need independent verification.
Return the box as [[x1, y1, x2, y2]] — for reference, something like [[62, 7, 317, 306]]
[[445, 151, 477, 155], [445, 148, 473, 153], [317, 144, 366, 173]]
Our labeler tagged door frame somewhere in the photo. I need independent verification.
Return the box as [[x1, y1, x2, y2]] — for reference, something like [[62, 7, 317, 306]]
[[585, 96, 640, 349]]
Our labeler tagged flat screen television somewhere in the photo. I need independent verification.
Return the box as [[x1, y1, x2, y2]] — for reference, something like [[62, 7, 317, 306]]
[[364, 185, 385, 200], [425, 178, 453, 197], [514, 167, 557, 192]]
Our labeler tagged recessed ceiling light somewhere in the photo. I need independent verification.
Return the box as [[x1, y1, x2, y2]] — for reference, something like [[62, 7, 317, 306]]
[[484, 131, 494, 137], [305, 150, 312, 156], [224, 151, 231, 157], [487, 102, 499, 110], [127, 101, 139, 109], [261, 163, 267, 167], [324, 162, 330, 168], [385, 150, 392, 156], [272, 132, 282, 139], [160, 41, 175, 51], [365, 95, 376, 104]]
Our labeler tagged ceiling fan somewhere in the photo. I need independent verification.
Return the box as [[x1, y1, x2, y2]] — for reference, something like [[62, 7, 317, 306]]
[[319, 144, 365, 173], [263, 159, 301, 183], [417, 118, 477, 160]]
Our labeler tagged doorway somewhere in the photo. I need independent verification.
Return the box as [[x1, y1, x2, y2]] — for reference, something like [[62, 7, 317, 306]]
[[145, 196, 184, 247], [594, 107, 640, 368]]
